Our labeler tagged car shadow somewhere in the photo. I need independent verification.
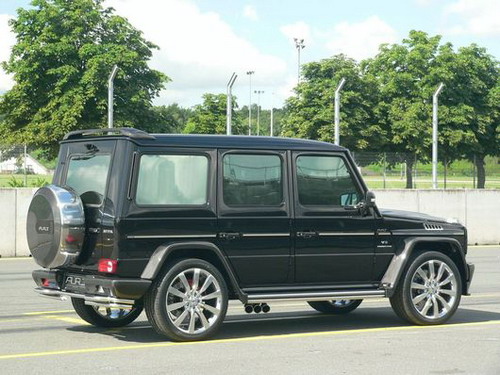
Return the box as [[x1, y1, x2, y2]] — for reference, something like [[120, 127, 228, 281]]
[[67, 306, 500, 344]]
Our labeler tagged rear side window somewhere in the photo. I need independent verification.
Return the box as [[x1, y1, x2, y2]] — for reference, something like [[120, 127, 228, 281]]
[[66, 154, 111, 205], [136, 154, 208, 205], [223, 154, 283, 206], [296, 155, 361, 206]]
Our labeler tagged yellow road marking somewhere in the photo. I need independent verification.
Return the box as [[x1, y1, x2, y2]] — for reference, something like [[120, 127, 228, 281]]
[[0, 319, 499, 360], [42, 315, 89, 325], [23, 310, 74, 316], [0, 257, 32, 261]]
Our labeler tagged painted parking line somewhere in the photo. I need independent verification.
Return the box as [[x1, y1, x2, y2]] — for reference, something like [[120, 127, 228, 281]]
[[1, 319, 499, 360], [42, 315, 89, 325], [23, 310, 74, 316]]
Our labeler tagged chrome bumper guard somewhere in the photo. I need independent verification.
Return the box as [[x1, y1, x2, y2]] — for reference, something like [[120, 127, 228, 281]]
[[34, 287, 135, 309]]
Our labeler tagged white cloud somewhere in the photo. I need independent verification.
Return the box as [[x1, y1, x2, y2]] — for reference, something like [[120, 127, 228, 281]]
[[243, 5, 258, 22], [445, 0, 500, 36], [106, 0, 286, 107], [324, 16, 398, 61], [0, 14, 15, 92], [280, 21, 312, 46]]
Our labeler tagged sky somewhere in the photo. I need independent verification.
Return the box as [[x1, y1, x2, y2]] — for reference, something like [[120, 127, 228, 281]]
[[0, 0, 499, 110]]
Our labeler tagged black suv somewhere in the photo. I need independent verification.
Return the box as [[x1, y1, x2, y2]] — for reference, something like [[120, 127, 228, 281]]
[[27, 128, 474, 341]]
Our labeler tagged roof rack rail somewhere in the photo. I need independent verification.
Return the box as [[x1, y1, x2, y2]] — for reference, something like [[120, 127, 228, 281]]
[[63, 127, 156, 141]]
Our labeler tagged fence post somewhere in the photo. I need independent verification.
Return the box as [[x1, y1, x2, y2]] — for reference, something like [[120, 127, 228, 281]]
[[383, 153, 387, 189]]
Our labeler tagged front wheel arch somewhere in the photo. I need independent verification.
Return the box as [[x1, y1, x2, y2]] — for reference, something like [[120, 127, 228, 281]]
[[382, 238, 468, 296]]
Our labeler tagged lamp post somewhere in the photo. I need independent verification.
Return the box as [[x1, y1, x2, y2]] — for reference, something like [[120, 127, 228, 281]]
[[334, 77, 346, 145], [226, 72, 237, 135], [108, 65, 119, 129], [246, 71, 255, 135], [254, 90, 264, 135], [270, 91, 275, 137], [432, 82, 445, 189], [294, 38, 305, 85]]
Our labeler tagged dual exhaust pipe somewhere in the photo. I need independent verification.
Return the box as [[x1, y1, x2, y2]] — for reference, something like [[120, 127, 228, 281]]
[[244, 303, 270, 314]]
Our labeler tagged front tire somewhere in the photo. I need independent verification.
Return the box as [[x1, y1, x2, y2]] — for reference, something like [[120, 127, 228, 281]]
[[308, 299, 362, 314], [390, 251, 462, 325], [144, 258, 228, 342], [71, 298, 143, 328]]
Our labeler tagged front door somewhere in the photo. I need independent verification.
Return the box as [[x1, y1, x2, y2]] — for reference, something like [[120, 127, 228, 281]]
[[292, 152, 376, 285], [217, 150, 292, 287]]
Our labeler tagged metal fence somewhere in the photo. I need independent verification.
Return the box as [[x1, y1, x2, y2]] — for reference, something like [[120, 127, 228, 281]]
[[351, 152, 500, 190]]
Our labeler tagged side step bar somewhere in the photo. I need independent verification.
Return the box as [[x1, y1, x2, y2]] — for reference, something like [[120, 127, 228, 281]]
[[246, 290, 386, 303]]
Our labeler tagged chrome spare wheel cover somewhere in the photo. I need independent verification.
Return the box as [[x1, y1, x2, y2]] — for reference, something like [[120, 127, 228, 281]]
[[166, 268, 222, 335], [410, 260, 458, 320], [93, 306, 133, 320]]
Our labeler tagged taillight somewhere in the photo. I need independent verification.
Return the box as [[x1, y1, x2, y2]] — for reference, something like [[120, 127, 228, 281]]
[[98, 258, 118, 274]]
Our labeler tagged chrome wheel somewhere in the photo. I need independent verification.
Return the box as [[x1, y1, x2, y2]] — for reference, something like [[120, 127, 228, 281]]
[[331, 300, 354, 307], [93, 306, 134, 320], [165, 268, 222, 335], [410, 260, 458, 320]]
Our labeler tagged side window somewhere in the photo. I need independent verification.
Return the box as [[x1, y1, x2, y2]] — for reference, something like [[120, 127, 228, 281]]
[[296, 155, 361, 206], [136, 154, 208, 205], [66, 154, 111, 205], [223, 153, 283, 206]]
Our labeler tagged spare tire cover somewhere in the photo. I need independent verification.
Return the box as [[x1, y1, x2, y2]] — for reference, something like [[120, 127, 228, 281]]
[[26, 185, 85, 268]]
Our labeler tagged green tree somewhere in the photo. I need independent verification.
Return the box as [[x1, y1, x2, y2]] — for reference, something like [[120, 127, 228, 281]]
[[0, 0, 168, 155], [281, 54, 384, 151], [147, 104, 192, 134], [364, 31, 445, 188], [184, 93, 244, 135], [436, 44, 499, 188]]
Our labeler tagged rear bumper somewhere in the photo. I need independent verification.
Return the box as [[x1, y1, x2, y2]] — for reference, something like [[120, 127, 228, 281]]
[[465, 263, 475, 295], [32, 269, 151, 308]]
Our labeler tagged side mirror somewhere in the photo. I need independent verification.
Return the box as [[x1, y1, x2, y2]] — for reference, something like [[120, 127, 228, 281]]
[[365, 191, 376, 208]]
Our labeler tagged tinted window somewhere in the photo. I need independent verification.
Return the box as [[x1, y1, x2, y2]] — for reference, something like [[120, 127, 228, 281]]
[[66, 154, 111, 204], [136, 154, 208, 205], [223, 154, 283, 206], [296, 155, 361, 206]]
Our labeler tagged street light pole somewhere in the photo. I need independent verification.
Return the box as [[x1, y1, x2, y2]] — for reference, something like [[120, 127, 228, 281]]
[[270, 92, 275, 137], [294, 38, 305, 85], [226, 72, 237, 135], [246, 71, 255, 135], [334, 77, 346, 145], [254, 90, 264, 135], [432, 82, 445, 189], [108, 65, 119, 129]]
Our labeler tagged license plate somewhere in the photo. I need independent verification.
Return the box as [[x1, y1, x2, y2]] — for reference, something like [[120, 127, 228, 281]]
[[64, 274, 86, 292]]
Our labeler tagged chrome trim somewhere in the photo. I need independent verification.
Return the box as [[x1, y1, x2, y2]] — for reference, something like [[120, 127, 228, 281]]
[[377, 232, 392, 236], [126, 234, 217, 239], [376, 245, 393, 248], [246, 290, 385, 303], [317, 232, 374, 237], [241, 233, 290, 238], [34, 287, 135, 309]]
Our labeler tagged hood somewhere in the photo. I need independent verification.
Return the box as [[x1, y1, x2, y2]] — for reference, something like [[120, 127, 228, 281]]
[[379, 208, 450, 224]]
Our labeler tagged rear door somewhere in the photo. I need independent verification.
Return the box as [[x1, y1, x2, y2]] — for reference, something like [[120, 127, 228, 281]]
[[292, 152, 376, 285], [217, 150, 292, 287]]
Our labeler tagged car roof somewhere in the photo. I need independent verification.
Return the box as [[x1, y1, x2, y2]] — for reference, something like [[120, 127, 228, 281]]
[[62, 128, 347, 152]]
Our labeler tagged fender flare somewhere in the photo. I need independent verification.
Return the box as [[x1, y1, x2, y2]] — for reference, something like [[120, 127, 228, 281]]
[[380, 237, 469, 297], [141, 241, 246, 301]]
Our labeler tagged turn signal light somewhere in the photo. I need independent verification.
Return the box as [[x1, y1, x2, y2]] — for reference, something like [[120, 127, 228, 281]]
[[98, 258, 118, 274]]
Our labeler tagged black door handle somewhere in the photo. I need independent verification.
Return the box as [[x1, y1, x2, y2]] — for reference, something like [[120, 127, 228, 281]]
[[218, 232, 242, 240], [296, 231, 318, 239]]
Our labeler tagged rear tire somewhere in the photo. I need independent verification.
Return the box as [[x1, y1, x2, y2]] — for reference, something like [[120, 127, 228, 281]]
[[308, 299, 362, 314], [144, 258, 228, 342], [71, 298, 143, 328], [390, 251, 462, 325]]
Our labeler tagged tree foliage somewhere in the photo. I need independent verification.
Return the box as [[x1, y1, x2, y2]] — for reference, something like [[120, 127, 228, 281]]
[[281, 54, 385, 151], [0, 0, 168, 155], [184, 93, 244, 135]]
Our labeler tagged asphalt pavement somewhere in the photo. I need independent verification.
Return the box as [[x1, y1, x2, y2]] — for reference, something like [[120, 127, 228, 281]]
[[0, 246, 499, 374]]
